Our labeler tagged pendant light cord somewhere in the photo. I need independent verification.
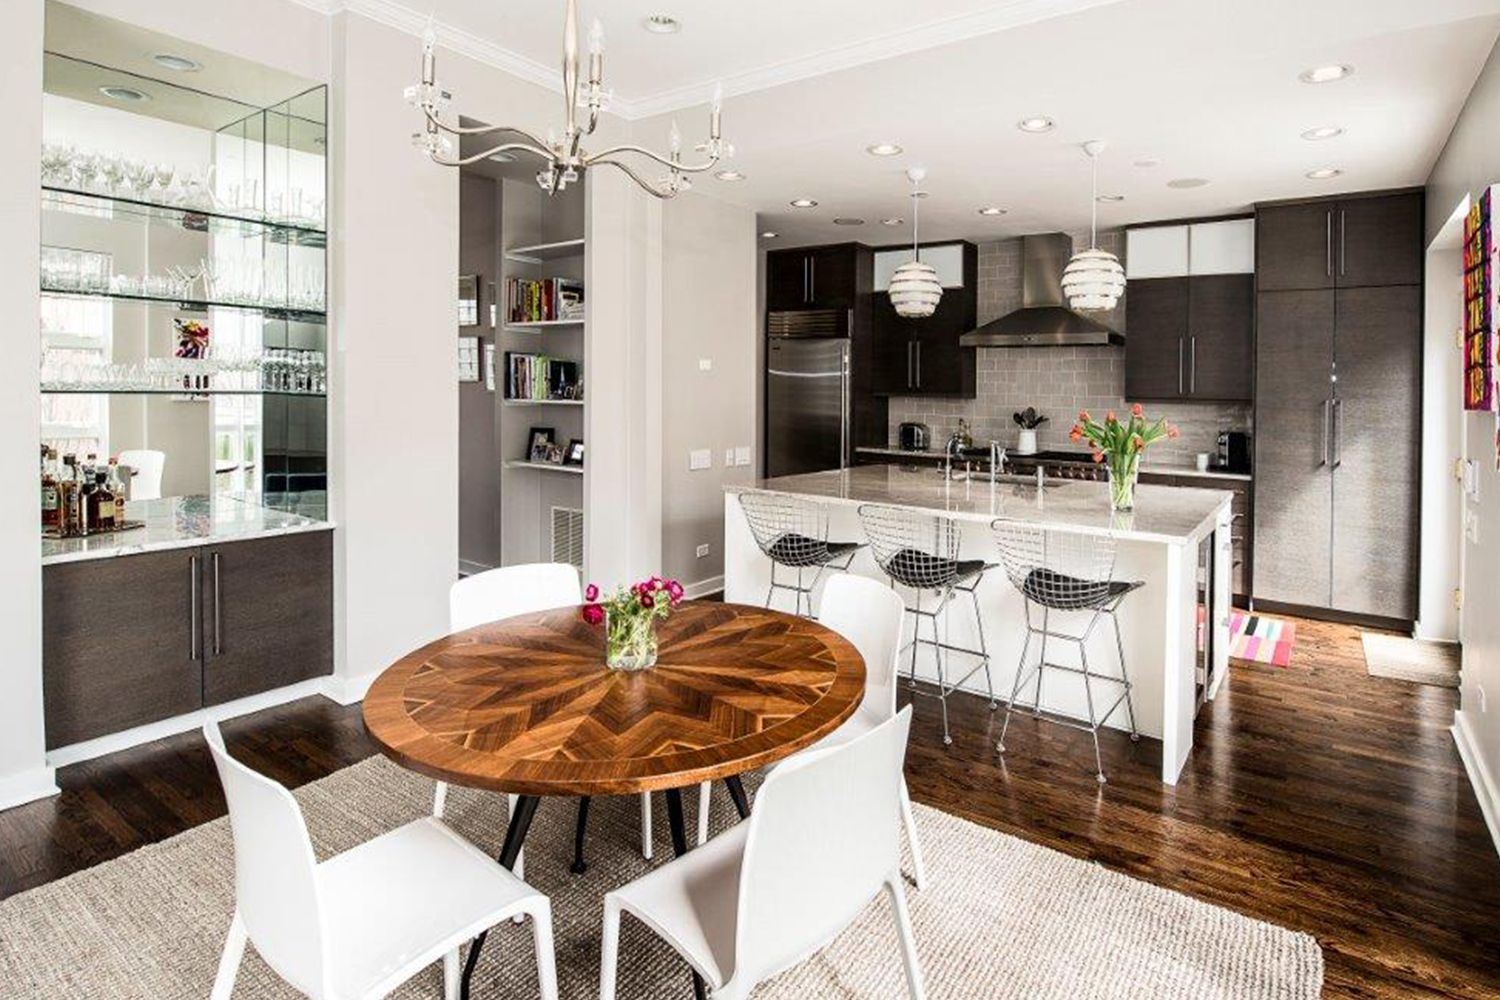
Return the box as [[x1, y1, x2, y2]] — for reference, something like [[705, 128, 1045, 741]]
[[1089, 149, 1099, 250], [912, 178, 921, 262]]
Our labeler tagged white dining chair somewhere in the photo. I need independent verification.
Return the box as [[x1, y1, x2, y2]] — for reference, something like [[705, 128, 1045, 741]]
[[204, 722, 558, 1000], [441, 563, 658, 869], [599, 708, 925, 1000], [117, 448, 164, 500]]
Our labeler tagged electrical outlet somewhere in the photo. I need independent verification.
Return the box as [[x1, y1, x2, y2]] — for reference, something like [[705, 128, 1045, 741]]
[[734, 446, 752, 467], [689, 449, 712, 471], [696, 543, 710, 558], [698, 358, 713, 372]]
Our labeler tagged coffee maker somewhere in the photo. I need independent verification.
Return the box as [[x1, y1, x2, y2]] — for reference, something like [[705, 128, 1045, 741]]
[[1216, 431, 1251, 473]]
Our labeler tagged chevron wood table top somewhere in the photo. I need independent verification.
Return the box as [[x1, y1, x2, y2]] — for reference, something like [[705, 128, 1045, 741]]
[[362, 601, 866, 796]]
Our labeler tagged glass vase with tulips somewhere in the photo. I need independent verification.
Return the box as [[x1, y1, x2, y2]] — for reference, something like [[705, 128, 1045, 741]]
[[1069, 403, 1180, 511], [581, 575, 685, 671]]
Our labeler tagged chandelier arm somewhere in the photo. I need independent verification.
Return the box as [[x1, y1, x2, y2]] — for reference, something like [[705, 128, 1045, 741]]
[[426, 141, 558, 168], [590, 157, 675, 199], [583, 143, 721, 174], [420, 107, 553, 151]]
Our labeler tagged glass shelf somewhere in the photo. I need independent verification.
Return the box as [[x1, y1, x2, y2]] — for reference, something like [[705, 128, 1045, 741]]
[[503, 460, 584, 475], [504, 238, 585, 264], [41, 387, 326, 396], [506, 319, 584, 330], [501, 398, 584, 406], [42, 187, 326, 246], [40, 286, 325, 322]]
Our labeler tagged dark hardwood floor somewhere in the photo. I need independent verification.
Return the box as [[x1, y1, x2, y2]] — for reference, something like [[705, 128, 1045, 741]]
[[1, 615, 1497, 998]]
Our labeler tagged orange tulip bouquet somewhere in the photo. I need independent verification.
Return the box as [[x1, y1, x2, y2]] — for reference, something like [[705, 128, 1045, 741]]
[[1070, 403, 1180, 511]]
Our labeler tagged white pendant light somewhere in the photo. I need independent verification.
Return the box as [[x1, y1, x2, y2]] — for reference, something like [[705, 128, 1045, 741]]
[[889, 167, 942, 318], [1062, 140, 1126, 312]]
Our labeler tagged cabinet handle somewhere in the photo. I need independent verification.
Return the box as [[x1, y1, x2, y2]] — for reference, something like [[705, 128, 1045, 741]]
[[1320, 398, 1331, 467], [1332, 398, 1343, 468], [906, 342, 913, 388], [809, 257, 816, 302], [1178, 338, 1185, 394], [212, 551, 222, 655], [1326, 210, 1333, 277], [803, 258, 809, 302], [915, 341, 922, 387], [1189, 336, 1197, 394], [189, 554, 199, 662], [1338, 209, 1346, 277]]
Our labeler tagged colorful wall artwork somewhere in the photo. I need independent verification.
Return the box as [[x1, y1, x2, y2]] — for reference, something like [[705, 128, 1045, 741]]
[[1463, 187, 1497, 412]]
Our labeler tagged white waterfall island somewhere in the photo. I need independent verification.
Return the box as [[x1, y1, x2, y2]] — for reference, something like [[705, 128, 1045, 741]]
[[724, 465, 1233, 784]]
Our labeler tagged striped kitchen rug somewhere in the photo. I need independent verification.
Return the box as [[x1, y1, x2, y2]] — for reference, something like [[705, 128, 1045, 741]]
[[1229, 611, 1296, 666]]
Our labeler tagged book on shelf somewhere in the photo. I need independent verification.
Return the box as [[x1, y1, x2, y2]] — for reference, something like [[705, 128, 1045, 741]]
[[504, 352, 581, 401], [506, 276, 584, 324]]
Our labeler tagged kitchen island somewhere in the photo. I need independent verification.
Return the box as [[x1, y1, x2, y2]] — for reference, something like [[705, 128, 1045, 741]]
[[724, 464, 1232, 783]]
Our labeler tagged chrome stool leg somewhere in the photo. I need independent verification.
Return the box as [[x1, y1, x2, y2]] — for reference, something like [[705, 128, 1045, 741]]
[[996, 602, 1035, 753], [1076, 625, 1106, 784], [1109, 608, 1140, 742], [969, 585, 998, 710]]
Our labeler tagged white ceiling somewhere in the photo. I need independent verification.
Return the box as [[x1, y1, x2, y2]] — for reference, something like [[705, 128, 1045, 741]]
[[375, 0, 1500, 244]]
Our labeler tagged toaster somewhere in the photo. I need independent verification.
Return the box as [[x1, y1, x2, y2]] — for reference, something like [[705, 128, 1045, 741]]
[[898, 422, 930, 451]]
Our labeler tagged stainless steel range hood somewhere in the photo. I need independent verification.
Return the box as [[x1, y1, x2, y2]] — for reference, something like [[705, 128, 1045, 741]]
[[959, 233, 1124, 347]]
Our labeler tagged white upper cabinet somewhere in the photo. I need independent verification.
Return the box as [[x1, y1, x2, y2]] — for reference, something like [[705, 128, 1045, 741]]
[[874, 243, 965, 290], [1126, 219, 1254, 278], [1126, 226, 1189, 278], [1188, 219, 1255, 274]]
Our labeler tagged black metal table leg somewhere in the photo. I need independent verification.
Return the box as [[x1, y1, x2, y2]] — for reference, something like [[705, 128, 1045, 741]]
[[571, 796, 592, 874], [664, 788, 709, 1000], [460, 794, 540, 1000], [724, 775, 751, 820]]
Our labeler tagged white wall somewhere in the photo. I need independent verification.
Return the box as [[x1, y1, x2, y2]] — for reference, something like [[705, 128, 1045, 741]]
[[0, 0, 53, 808], [660, 191, 758, 593], [1426, 34, 1500, 848]]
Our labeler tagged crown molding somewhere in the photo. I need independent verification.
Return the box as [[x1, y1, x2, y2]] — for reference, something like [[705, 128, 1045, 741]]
[[293, 0, 1123, 121]]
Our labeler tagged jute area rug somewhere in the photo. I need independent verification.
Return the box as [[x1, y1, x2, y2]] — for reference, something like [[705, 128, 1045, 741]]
[[0, 755, 1323, 999], [1362, 632, 1461, 688]]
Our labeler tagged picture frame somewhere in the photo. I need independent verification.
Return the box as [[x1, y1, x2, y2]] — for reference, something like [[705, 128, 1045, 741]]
[[457, 336, 480, 382], [527, 427, 555, 463], [545, 443, 566, 465], [458, 274, 480, 327], [564, 439, 585, 466]]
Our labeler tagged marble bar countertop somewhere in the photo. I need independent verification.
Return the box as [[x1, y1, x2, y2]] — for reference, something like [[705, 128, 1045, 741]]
[[852, 446, 1252, 482], [42, 494, 333, 566], [729, 465, 1231, 545]]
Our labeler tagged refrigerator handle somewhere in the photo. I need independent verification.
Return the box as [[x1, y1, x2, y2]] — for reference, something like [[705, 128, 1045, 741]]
[[906, 341, 913, 388], [839, 344, 850, 470], [915, 341, 922, 387], [1320, 398, 1330, 467], [1332, 397, 1343, 468]]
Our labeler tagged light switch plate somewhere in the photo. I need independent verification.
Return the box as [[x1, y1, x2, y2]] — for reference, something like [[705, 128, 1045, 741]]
[[699, 358, 713, 371], [734, 446, 752, 467], [725, 448, 735, 467], [696, 543, 710, 558], [689, 449, 712, 471]]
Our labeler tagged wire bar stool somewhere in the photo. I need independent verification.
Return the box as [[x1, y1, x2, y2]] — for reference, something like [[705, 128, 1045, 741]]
[[738, 490, 865, 617], [857, 504, 997, 746], [990, 519, 1142, 783]]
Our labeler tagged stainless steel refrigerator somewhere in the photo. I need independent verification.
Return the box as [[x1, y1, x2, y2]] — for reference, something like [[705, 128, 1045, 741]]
[[765, 331, 850, 478]]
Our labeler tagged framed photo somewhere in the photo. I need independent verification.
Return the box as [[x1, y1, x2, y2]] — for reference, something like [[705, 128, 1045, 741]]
[[457, 336, 480, 382], [527, 427, 555, 463], [458, 274, 480, 327], [545, 443, 566, 465], [564, 439, 585, 466], [484, 343, 496, 392]]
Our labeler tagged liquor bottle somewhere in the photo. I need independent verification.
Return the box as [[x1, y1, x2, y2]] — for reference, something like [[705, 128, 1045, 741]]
[[40, 446, 59, 533], [79, 465, 98, 536], [83, 452, 98, 482], [93, 472, 115, 530], [59, 453, 81, 537], [106, 457, 126, 525]]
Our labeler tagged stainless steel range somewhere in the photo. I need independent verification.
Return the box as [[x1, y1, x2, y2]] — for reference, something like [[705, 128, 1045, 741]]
[[1003, 449, 1107, 481]]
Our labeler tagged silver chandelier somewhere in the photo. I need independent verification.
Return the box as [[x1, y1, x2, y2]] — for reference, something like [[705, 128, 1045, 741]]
[[405, 0, 730, 198]]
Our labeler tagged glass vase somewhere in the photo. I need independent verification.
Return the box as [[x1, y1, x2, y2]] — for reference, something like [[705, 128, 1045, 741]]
[[605, 610, 658, 671], [1107, 455, 1140, 512]]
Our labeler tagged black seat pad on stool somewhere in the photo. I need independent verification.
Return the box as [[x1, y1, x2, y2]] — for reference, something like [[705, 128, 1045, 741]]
[[887, 549, 992, 589], [1021, 567, 1141, 611], [766, 533, 863, 569]]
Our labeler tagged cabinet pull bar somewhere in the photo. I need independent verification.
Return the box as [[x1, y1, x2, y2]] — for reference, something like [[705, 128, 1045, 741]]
[[1320, 399, 1331, 467], [809, 257, 815, 302], [189, 555, 199, 661], [906, 341, 913, 388], [915, 341, 922, 387], [1339, 210, 1346, 277], [1332, 398, 1343, 468], [1178, 338, 1185, 394], [212, 552, 222, 655], [1189, 336, 1197, 394], [1326, 210, 1333, 277]]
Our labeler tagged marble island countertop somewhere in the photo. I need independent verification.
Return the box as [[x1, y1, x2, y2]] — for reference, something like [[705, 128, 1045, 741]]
[[852, 446, 1252, 482], [729, 465, 1231, 545], [42, 495, 333, 566]]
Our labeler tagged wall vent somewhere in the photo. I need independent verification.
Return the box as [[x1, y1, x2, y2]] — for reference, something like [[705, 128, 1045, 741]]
[[550, 506, 584, 569]]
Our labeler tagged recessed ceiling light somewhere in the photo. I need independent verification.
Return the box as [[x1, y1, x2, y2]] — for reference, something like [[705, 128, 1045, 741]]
[[1016, 116, 1055, 134], [1306, 167, 1343, 180], [715, 170, 745, 181], [1301, 125, 1345, 141], [977, 207, 1006, 216], [1096, 194, 1125, 202], [761, 231, 778, 238], [151, 53, 201, 72], [1299, 64, 1353, 84], [789, 198, 818, 208], [643, 14, 681, 34], [99, 85, 150, 103], [833, 217, 865, 226], [880, 217, 905, 226], [1167, 177, 1210, 189], [1134, 158, 1160, 168], [866, 143, 903, 157]]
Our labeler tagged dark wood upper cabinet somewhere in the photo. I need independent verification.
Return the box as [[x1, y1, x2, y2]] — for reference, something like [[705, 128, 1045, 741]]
[[1336, 193, 1423, 288], [203, 531, 333, 706], [43, 549, 202, 749], [870, 243, 976, 397], [766, 245, 862, 311], [766, 250, 810, 310], [1255, 202, 1335, 291], [1124, 277, 1188, 400], [1186, 274, 1254, 400], [808, 246, 858, 309]]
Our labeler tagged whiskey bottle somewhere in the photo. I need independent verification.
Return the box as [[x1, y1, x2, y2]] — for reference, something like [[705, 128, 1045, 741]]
[[40, 446, 59, 533], [93, 472, 115, 530], [106, 457, 126, 525], [59, 453, 81, 537], [79, 465, 98, 536]]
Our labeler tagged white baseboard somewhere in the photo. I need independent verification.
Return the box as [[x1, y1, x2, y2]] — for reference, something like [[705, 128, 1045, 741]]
[[1452, 709, 1500, 858], [46, 678, 330, 769], [321, 669, 382, 706], [0, 766, 60, 811], [684, 574, 725, 600]]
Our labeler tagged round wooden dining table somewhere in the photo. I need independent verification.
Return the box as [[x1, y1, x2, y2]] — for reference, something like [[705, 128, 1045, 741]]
[[362, 599, 866, 1000]]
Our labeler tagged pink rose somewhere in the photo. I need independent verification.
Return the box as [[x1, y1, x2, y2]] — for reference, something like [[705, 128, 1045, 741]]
[[639, 590, 655, 608], [666, 580, 684, 603], [581, 603, 604, 625], [584, 583, 599, 602]]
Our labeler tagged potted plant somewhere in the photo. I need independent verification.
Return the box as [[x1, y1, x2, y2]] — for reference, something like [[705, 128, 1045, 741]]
[[1070, 403, 1180, 511], [1012, 407, 1047, 455], [580, 575, 685, 671]]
